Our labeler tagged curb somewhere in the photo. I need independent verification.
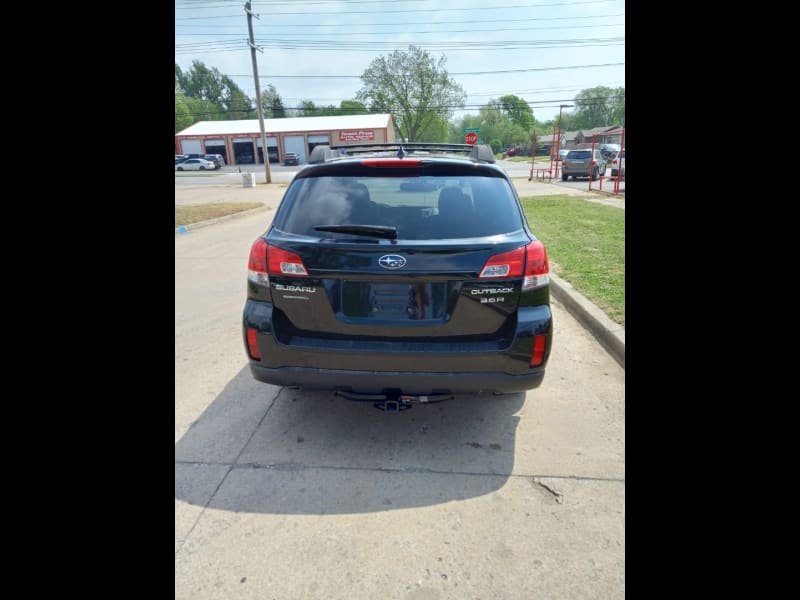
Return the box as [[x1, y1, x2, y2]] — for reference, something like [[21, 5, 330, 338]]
[[175, 204, 272, 236], [549, 273, 625, 369]]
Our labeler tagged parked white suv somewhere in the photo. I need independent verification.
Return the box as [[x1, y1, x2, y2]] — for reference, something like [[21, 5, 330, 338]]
[[610, 149, 625, 178]]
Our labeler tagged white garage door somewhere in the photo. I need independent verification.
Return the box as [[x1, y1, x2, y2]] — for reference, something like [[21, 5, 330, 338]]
[[283, 135, 306, 164], [308, 135, 329, 144], [180, 139, 202, 155]]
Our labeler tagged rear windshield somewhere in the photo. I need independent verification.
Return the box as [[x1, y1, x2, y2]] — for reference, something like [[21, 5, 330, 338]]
[[274, 175, 525, 240], [567, 150, 591, 159]]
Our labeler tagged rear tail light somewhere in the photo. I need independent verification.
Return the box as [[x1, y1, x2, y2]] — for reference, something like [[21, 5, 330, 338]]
[[246, 327, 261, 360], [248, 240, 308, 285], [479, 241, 549, 289], [523, 240, 549, 290], [530, 334, 546, 366], [248, 238, 269, 285], [479, 247, 524, 278], [268, 245, 308, 276]]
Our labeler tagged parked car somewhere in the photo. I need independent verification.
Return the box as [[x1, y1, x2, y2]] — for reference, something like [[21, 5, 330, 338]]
[[610, 149, 625, 178], [283, 152, 300, 166], [203, 154, 225, 169], [561, 148, 606, 181], [243, 142, 553, 408], [176, 158, 216, 171], [175, 154, 189, 165], [600, 143, 621, 161], [558, 149, 570, 161], [503, 147, 519, 158]]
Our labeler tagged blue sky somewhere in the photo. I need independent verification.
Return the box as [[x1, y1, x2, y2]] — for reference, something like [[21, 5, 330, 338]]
[[175, 0, 624, 123]]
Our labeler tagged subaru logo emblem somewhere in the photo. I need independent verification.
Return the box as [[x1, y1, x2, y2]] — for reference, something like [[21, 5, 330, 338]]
[[378, 254, 406, 269]]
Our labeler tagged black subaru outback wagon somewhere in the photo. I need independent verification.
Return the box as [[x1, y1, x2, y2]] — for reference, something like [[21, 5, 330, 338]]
[[243, 143, 552, 407]]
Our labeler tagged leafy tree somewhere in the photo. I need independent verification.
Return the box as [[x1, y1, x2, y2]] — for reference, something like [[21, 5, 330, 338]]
[[175, 61, 253, 123], [493, 95, 534, 131], [357, 45, 466, 142], [296, 100, 320, 117], [338, 100, 368, 115], [572, 86, 625, 129], [259, 84, 287, 118]]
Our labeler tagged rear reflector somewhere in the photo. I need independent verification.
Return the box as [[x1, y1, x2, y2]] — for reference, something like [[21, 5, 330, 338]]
[[530, 335, 546, 367], [246, 327, 261, 360], [267, 245, 308, 276]]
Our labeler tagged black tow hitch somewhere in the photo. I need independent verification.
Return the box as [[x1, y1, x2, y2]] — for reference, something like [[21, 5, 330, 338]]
[[334, 390, 455, 412]]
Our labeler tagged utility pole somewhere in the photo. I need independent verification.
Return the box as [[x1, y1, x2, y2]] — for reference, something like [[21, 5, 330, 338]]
[[554, 104, 572, 177], [245, 1, 271, 183]]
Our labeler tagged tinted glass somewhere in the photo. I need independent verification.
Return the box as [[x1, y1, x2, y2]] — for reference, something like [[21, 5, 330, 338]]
[[275, 175, 525, 240], [567, 150, 591, 159]]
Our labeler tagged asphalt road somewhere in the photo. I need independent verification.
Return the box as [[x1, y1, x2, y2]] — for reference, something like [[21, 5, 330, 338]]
[[175, 204, 625, 599]]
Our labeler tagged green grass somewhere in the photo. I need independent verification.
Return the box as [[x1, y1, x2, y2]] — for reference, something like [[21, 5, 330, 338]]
[[175, 202, 264, 226], [519, 194, 625, 325]]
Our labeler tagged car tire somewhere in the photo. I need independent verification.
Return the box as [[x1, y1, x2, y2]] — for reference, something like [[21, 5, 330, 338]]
[[601, 166, 607, 176], [591, 167, 598, 181], [177, 167, 183, 171], [561, 173, 568, 181], [200, 166, 205, 170]]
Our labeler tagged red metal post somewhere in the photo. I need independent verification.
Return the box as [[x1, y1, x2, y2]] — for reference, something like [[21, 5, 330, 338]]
[[589, 135, 596, 191], [529, 130, 536, 181], [614, 127, 625, 195]]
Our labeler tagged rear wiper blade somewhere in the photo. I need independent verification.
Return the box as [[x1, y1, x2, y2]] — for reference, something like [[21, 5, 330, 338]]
[[314, 225, 398, 240]]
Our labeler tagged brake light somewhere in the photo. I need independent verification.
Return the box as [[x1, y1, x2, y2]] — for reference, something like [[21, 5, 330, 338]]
[[479, 241, 549, 288], [268, 245, 308, 276], [361, 159, 421, 167], [248, 240, 308, 285], [523, 240, 549, 290], [246, 327, 261, 360], [248, 238, 269, 285], [479, 247, 524, 278], [530, 334, 546, 366]]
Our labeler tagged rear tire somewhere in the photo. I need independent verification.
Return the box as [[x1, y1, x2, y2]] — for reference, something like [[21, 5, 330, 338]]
[[200, 166, 205, 170], [591, 167, 598, 181], [561, 172, 568, 181], [177, 167, 183, 171]]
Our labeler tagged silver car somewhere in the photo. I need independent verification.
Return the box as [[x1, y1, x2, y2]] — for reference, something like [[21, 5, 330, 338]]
[[176, 158, 216, 171], [561, 148, 606, 181]]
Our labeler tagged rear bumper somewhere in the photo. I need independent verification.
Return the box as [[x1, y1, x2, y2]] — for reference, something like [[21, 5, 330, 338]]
[[243, 299, 552, 394], [249, 364, 544, 394]]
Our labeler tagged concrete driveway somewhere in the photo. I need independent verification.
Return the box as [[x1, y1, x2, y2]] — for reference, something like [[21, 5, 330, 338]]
[[175, 194, 624, 599]]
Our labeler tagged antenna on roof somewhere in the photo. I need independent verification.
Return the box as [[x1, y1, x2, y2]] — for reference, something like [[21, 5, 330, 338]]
[[397, 145, 406, 159]]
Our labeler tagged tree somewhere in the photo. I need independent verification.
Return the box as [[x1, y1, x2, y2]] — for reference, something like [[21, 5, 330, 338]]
[[572, 86, 625, 129], [494, 95, 534, 132], [175, 61, 253, 123], [356, 45, 466, 142], [259, 84, 287, 118]]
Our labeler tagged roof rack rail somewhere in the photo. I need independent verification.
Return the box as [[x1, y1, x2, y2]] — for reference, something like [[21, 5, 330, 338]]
[[308, 142, 495, 164]]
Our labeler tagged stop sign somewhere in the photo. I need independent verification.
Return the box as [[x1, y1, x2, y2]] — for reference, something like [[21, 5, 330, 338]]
[[465, 132, 478, 145]]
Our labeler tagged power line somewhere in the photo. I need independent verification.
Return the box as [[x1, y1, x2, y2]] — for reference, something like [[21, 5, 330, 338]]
[[175, 0, 615, 19], [218, 62, 624, 78], [176, 23, 624, 37], [178, 35, 623, 47], [175, 13, 624, 28]]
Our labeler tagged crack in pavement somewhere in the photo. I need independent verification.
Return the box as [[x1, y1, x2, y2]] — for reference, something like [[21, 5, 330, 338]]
[[174, 458, 624, 484], [532, 476, 565, 503], [176, 386, 286, 556]]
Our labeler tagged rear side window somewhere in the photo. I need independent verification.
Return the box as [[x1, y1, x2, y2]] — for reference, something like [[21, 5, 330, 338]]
[[567, 150, 591, 159], [274, 175, 525, 240]]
